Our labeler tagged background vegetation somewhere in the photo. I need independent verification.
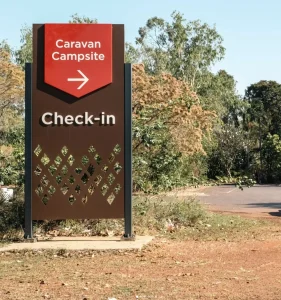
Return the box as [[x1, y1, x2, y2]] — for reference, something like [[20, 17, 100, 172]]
[[2, 12, 278, 192], [0, 11, 279, 238]]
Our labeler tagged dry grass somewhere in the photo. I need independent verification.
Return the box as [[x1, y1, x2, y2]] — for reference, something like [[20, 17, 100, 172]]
[[1, 195, 271, 243]]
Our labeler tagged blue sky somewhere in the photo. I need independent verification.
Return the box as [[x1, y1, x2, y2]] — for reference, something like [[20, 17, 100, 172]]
[[1, 0, 281, 95]]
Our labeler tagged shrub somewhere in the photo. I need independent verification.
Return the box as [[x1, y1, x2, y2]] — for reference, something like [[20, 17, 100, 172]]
[[0, 188, 24, 239]]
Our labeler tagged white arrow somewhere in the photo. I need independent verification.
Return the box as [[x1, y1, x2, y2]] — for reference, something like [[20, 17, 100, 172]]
[[67, 70, 89, 90]]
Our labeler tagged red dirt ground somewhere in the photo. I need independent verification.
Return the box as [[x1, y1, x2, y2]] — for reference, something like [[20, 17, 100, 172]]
[[1, 234, 281, 300]]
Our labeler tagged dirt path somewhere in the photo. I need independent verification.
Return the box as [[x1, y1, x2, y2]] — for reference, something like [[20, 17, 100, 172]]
[[2, 234, 281, 300]]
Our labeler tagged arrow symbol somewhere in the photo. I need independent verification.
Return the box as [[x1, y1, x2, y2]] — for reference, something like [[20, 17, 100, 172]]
[[67, 70, 89, 89]]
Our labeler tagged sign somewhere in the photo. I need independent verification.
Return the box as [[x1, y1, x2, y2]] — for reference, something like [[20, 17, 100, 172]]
[[44, 24, 112, 98], [24, 23, 132, 240]]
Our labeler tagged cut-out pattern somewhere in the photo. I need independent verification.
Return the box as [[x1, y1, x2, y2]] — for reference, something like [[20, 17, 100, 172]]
[[61, 146, 68, 156], [101, 183, 109, 196], [114, 184, 122, 195], [61, 165, 68, 176], [75, 185, 81, 194], [48, 185, 56, 195], [113, 144, 121, 154], [81, 155, 89, 166], [41, 154, 50, 166], [34, 165, 42, 176], [114, 162, 122, 174], [48, 164, 57, 176], [81, 173, 89, 184], [82, 195, 88, 204], [75, 167, 82, 175], [88, 184, 95, 195], [108, 153, 115, 163], [69, 175, 75, 184], [94, 154, 102, 165], [33, 144, 123, 206], [67, 154, 75, 166], [108, 173, 115, 186], [34, 145, 42, 157], [87, 164, 95, 176], [102, 165, 109, 173], [94, 175, 102, 186], [60, 183, 69, 195], [88, 146, 96, 154], [68, 194, 76, 205], [107, 193, 115, 205], [54, 156, 62, 166], [56, 174, 62, 184], [42, 194, 49, 205], [40, 175, 49, 187], [35, 185, 43, 197]]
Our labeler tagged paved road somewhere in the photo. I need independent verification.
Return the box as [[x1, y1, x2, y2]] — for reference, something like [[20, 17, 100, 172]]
[[196, 185, 281, 217]]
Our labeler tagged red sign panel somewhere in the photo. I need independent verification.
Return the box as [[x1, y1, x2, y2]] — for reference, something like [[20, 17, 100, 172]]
[[44, 24, 112, 98]]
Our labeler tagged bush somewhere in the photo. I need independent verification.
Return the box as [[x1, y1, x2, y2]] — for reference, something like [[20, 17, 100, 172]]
[[0, 188, 24, 239]]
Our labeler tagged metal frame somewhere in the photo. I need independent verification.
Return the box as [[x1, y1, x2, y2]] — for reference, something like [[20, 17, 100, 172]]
[[123, 63, 133, 239], [24, 63, 33, 239]]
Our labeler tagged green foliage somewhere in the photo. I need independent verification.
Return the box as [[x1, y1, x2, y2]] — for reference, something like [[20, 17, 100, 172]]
[[133, 120, 183, 193], [243, 81, 281, 183], [260, 134, 281, 183], [0, 188, 24, 239], [5, 11, 277, 195], [245, 81, 281, 136], [208, 124, 251, 178], [198, 70, 246, 124], [68, 13, 97, 24], [0, 127, 24, 186], [15, 25, 32, 69], [125, 43, 141, 63], [135, 11, 225, 89], [216, 176, 256, 190]]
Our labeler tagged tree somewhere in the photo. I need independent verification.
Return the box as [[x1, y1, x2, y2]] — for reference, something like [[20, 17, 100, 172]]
[[0, 41, 24, 186], [261, 134, 281, 183], [15, 25, 32, 69], [243, 81, 281, 182], [244, 81, 281, 136], [135, 11, 225, 90], [0, 43, 24, 124], [125, 43, 141, 64], [198, 70, 246, 124], [132, 64, 215, 191], [208, 124, 251, 178], [68, 13, 97, 24]]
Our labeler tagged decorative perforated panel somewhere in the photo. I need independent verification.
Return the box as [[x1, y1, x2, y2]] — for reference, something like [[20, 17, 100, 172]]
[[33, 144, 123, 206]]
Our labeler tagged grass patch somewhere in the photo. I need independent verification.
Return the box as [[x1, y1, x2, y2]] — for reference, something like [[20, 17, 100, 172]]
[[0, 192, 271, 242], [32, 196, 270, 242], [132, 196, 269, 241]]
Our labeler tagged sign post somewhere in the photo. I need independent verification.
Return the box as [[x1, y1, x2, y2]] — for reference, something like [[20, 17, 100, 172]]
[[24, 63, 33, 240], [24, 24, 133, 240], [124, 63, 133, 239]]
